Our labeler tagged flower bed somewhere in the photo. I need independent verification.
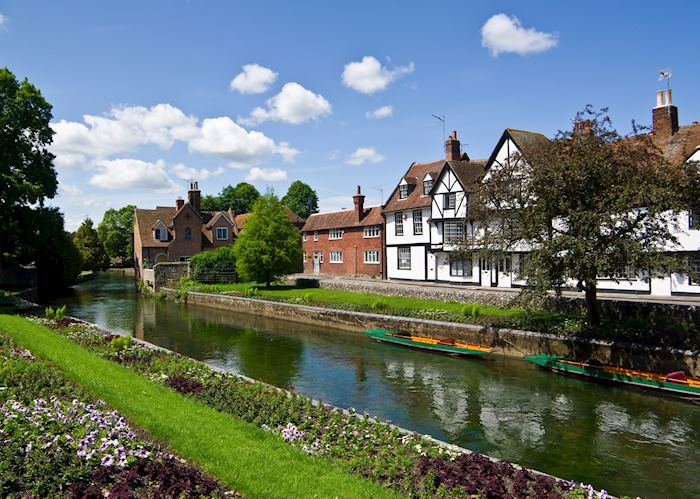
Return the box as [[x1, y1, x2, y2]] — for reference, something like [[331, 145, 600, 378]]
[[0, 334, 237, 498], [42, 318, 622, 499]]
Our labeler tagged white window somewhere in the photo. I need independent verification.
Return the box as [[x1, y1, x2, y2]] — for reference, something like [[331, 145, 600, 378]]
[[609, 265, 635, 279], [689, 255, 700, 285], [303, 232, 307, 241], [154, 228, 164, 241], [330, 251, 343, 263], [329, 228, 343, 240], [397, 247, 411, 269], [364, 250, 380, 264], [412, 210, 423, 235], [444, 221, 464, 243], [423, 178, 433, 195], [444, 192, 456, 210], [399, 184, 409, 199], [363, 225, 380, 238], [450, 257, 472, 277], [313, 231, 319, 241], [303, 252, 308, 263], [179, 256, 191, 262], [498, 256, 512, 273], [216, 227, 228, 240], [690, 207, 700, 230], [395, 213, 404, 236]]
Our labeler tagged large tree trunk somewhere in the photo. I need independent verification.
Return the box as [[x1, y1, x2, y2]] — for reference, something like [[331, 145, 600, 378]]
[[585, 282, 601, 326]]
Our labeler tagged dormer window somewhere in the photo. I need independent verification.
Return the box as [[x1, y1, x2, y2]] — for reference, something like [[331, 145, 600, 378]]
[[423, 178, 433, 195], [399, 184, 408, 199], [153, 222, 168, 242], [154, 228, 163, 240], [216, 227, 229, 240]]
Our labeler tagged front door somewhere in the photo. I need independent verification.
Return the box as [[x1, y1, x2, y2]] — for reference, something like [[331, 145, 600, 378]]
[[313, 252, 320, 274], [480, 257, 491, 286], [491, 262, 499, 287]]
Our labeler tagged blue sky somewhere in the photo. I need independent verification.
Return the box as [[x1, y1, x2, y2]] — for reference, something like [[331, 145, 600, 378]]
[[2, 1, 699, 229]]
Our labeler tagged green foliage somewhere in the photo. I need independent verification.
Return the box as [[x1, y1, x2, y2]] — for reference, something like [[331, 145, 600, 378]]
[[109, 335, 133, 352], [73, 218, 109, 272], [97, 205, 135, 265], [461, 303, 481, 318], [281, 180, 319, 219], [244, 287, 260, 297], [143, 259, 154, 269], [370, 298, 389, 311], [44, 306, 55, 320], [201, 182, 261, 213], [34, 208, 82, 292], [302, 292, 313, 303], [190, 246, 237, 283], [54, 305, 67, 321], [234, 192, 302, 286]]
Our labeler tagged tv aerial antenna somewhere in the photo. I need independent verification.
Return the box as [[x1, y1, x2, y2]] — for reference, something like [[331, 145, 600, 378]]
[[658, 68, 672, 90], [432, 114, 446, 142], [373, 186, 384, 205]]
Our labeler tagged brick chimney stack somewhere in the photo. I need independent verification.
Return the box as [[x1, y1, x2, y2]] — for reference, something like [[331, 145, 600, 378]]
[[445, 131, 461, 160], [353, 185, 365, 222], [653, 89, 679, 139], [187, 181, 201, 214], [176, 197, 184, 211]]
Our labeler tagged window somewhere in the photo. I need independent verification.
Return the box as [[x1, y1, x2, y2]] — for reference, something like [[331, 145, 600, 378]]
[[329, 251, 343, 263], [184, 227, 192, 240], [444, 192, 456, 210], [689, 255, 700, 285], [313, 250, 323, 263], [444, 221, 464, 243], [498, 256, 512, 273], [216, 227, 228, 240], [690, 207, 700, 230], [303, 253, 308, 263], [609, 265, 635, 279], [450, 257, 473, 277], [329, 228, 344, 240], [364, 250, 380, 264], [423, 178, 433, 195], [154, 228, 163, 241], [364, 225, 380, 238], [518, 253, 529, 277], [395, 213, 404, 236], [412, 210, 423, 235], [313, 231, 319, 241], [179, 256, 190, 262], [399, 184, 408, 199], [397, 247, 411, 269], [303, 232, 307, 241]]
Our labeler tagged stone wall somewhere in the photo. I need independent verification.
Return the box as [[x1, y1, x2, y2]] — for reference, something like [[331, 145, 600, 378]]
[[153, 262, 188, 290], [169, 289, 700, 376]]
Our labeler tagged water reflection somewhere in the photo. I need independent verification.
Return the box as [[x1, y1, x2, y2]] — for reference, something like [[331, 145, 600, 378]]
[[50, 275, 700, 499]]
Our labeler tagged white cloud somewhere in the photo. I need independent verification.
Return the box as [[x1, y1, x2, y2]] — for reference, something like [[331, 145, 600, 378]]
[[345, 147, 385, 166], [170, 163, 224, 181], [481, 13, 558, 56], [58, 184, 83, 196], [245, 167, 288, 182], [342, 56, 415, 94], [328, 149, 341, 161], [51, 103, 293, 169], [366, 105, 393, 120], [89, 158, 179, 192], [229, 63, 278, 94], [0, 14, 8, 31], [239, 82, 331, 125]]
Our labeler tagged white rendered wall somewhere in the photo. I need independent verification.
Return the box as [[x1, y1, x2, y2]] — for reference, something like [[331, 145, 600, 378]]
[[385, 207, 431, 246], [386, 245, 427, 280]]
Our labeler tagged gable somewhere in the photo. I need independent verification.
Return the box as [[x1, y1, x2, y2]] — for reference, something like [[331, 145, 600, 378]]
[[431, 164, 465, 195]]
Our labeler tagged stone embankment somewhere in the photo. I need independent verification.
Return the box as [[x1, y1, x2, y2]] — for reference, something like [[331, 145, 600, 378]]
[[167, 289, 700, 377]]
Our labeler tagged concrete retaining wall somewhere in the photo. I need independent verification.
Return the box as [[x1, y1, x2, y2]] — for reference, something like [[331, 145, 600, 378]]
[[167, 289, 700, 377]]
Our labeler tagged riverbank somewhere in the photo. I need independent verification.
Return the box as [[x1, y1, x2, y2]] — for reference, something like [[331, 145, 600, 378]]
[[168, 288, 700, 377]]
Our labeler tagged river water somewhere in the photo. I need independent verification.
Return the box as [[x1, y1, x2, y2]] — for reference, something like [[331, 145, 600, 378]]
[[49, 274, 700, 498]]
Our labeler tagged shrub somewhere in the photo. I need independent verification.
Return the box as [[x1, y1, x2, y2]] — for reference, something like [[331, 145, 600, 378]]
[[461, 304, 481, 318], [302, 292, 313, 303], [244, 287, 260, 298], [370, 298, 388, 311], [190, 246, 237, 284], [54, 305, 67, 321], [295, 278, 320, 289], [109, 335, 133, 352], [44, 306, 55, 320]]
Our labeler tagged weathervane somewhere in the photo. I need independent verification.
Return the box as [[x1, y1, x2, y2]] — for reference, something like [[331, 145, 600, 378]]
[[658, 68, 672, 90]]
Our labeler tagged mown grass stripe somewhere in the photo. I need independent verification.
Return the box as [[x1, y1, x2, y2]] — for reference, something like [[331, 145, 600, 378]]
[[0, 314, 399, 499]]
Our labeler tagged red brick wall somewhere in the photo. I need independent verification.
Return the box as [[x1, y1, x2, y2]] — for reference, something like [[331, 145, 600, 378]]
[[168, 204, 203, 261], [209, 217, 234, 248], [302, 226, 383, 278]]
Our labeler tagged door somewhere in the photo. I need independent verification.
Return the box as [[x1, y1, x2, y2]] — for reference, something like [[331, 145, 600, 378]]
[[480, 257, 491, 286], [491, 261, 499, 287], [313, 252, 320, 274]]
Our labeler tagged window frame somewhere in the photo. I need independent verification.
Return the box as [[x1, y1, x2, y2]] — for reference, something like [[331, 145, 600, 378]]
[[329, 250, 343, 263], [399, 184, 409, 199], [397, 246, 411, 270], [329, 228, 344, 240], [303, 232, 307, 241], [412, 209, 423, 235], [313, 231, 319, 241], [449, 256, 473, 277], [363, 225, 380, 238], [444, 192, 456, 210], [423, 179, 433, 195], [443, 221, 464, 244], [364, 249, 380, 264], [216, 227, 228, 241], [394, 212, 404, 236], [690, 207, 700, 230]]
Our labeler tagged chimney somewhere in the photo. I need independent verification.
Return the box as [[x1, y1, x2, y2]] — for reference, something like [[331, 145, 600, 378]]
[[187, 181, 201, 214], [445, 131, 461, 161], [176, 197, 184, 211], [653, 89, 679, 139], [573, 119, 592, 139], [353, 185, 365, 222]]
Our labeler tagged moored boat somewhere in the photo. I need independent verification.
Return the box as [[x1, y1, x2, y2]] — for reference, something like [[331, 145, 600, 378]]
[[524, 355, 700, 398], [362, 329, 495, 356]]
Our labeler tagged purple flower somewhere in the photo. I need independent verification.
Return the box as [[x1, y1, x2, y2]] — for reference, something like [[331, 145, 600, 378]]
[[100, 454, 114, 466]]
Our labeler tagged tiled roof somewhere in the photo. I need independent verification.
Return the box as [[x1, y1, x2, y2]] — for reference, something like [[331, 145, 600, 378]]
[[651, 123, 700, 165], [134, 207, 176, 248], [302, 206, 383, 232], [506, 128, 550, 157], [449, 159, 488, 192], [383, 159, 445, 212]]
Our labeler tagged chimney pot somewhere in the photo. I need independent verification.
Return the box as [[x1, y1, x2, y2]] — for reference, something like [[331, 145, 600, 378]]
[[445, 131, 461, 161], [176, 197, 184, 210], [652, 88, 679, 138], [353, 185, 366, 222], [187, 181, 201, 214]]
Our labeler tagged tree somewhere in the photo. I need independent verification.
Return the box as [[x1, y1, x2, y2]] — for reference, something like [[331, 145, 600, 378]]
[[33, 208, 82, 293], [466, 107, 697, 325], [220, 182, 260, 213], [200, 194, 222, 211], [0, 67, 57, 271], [233, 192, 302, 287], [189, 246, 237, 283], [73, 218, 109, 272], [281, 180, 319, 219], [97, 205, 135, 265]]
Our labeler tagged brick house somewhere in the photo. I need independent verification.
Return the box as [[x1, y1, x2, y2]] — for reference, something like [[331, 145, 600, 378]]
[[301, 186, 384, 278], [133, 181, 237, 279]]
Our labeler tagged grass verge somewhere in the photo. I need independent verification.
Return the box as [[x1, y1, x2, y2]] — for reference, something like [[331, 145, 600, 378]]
[[0, 314, 398, 499]]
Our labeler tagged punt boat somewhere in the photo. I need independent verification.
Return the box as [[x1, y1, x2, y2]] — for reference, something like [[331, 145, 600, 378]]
[[362, 329, 495, 357], [524, 354, 700, 398]]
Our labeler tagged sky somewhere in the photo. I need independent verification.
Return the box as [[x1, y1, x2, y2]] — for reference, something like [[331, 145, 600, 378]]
[[1, 1, 699, 230]]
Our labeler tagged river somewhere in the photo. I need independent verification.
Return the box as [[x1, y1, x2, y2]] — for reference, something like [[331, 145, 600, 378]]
[[49, 274, 700, 498]]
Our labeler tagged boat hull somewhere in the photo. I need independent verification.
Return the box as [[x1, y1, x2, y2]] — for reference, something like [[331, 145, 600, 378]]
[[525, 355, 700, 398], [362, 329, 494, 357]]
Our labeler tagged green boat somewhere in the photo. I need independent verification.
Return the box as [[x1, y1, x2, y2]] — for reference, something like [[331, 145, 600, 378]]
[[525, 354, 700, 398], [362, 329, 495, 356]]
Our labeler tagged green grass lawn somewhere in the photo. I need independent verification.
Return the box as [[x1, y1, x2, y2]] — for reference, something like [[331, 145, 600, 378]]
[[0, 314, 399, 499], [184, 280, 559, 320]]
